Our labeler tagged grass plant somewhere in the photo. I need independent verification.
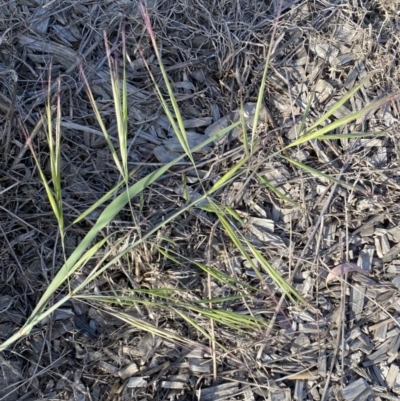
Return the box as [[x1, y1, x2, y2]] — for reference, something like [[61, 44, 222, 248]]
[[1, 6, 398, 354]]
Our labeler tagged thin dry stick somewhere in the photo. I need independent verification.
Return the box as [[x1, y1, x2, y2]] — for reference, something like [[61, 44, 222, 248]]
[[12, 115, 45, 169], [320, 229, 346, 401], [206, 221, 219, 381]]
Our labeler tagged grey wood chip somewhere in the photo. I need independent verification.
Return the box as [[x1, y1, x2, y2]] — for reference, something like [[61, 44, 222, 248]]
[[324, 98, 350, 118], [375, 324, 388, 342], [387, 227, 400, 243], [174, 81, 196, 91], [137, 332, 160, 360], [375, 231, 391, 258], [18, 34, 77, 66], [366, 339, 391, 361], [52, 25, 81, 44], [313, 43, 339, 63], [294, 380, 304, 401], [161, 374, 189, 389], [270, 94, 291, 112], [262, 165, 292, 192], [97, 361, 118, 375], [137, 130, 162, 145], [243, 215, 275, 232], [372, 364, 386, 387], [270, 388, 291, 401], [191, 68, 206, 83], [315, 79, 334, 103], [141, 361, 170, 376], [299, 322, 326, 334], [30, 7, 50, 35], [350, 284, 365, 319], [247, 200, 268, 218], [318, 349, 327, 377], [205, 103, 269, 144], [188, 358, 212, 373], [245, 212, 286, 248], [196, 382, 240, 401], [183, 117, 213, 128], [163, 131, 211, 153], [243, 386, 255, 401], [342, 378, 372, 401], [331, 53, 355, 66], [322, 219, 337, 248], [388, 335, 400, 360], [357, 245, 374, 272], [379, 102, 396, 127], [39, 308, 74, 325], [244, 229, 287, 249], [369, 145, 387, 167], [387, 364, 400, 390], [126, 377, 147, 388], [394, 376, 400, 395], [49, 320, 74, 340], [345, 61, 368, 89], [184, 347, 208, 359], [383, 244, 400, 263], [153, 145, 181, 164], [334, 22, 359, 42], [118, 363, 138, 379]]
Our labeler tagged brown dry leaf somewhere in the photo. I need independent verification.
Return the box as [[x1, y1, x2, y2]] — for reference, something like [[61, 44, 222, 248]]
[[326, 263, 368, 285]]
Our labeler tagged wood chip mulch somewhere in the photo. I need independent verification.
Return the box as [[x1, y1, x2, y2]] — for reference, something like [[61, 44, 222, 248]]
[[1, 0, 400, 400]]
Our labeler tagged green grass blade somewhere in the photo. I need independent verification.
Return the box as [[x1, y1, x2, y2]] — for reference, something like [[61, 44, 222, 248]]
[[208, 203, 305, 307], [208, 156, 249, 194], [250, 17, 279, 154], [282, 155, 370, 196], [172, 307, 225, 349], [29, 237, 109, 317], [104, 32, 129, 182], [257, 173, 299, 207], [286, 88, 398, 149], [139, 5, 194, 167], [307, 74, 372, 132], [239, 99, 249, 156], [73, 121, 239, 224], [297, 90, 315, 136], [73, 166, 140, 224], [104, 309, 195, 346], [157, 246, 260, 294], [79, 66, 123, 175], [246, 241, 305, 305], [319, 131, 388, 140]]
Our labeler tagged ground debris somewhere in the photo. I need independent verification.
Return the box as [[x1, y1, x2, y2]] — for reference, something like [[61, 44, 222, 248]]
[[1, 0, 400, 400], [342, 378, 372, 401]]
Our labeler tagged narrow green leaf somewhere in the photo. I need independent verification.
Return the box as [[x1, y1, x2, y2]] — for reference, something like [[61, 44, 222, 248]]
[[282, 155, 370, 196], [307, 74, 373, 132], [257, 173, 299, 207], [286, 88, 397, 149], [209, 156, 249, 194]]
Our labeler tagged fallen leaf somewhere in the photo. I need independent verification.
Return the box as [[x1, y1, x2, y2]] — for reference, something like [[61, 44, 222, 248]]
[[326, 263, 368, 285]]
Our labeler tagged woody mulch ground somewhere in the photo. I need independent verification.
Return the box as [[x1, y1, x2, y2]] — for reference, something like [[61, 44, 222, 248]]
[[1, 0, 400, 400]]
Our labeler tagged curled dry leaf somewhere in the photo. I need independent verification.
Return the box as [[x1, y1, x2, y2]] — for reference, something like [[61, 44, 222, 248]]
[[326, 262, 368, 285]]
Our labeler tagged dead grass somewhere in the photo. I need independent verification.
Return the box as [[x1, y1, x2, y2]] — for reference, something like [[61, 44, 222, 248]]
[[1, 0, 400, 400]]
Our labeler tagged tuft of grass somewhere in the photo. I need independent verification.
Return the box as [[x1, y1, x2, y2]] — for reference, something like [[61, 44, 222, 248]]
[[1, 5, 399, 354], [20, 77, 65, 250], [139, 4, 195, 168]]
